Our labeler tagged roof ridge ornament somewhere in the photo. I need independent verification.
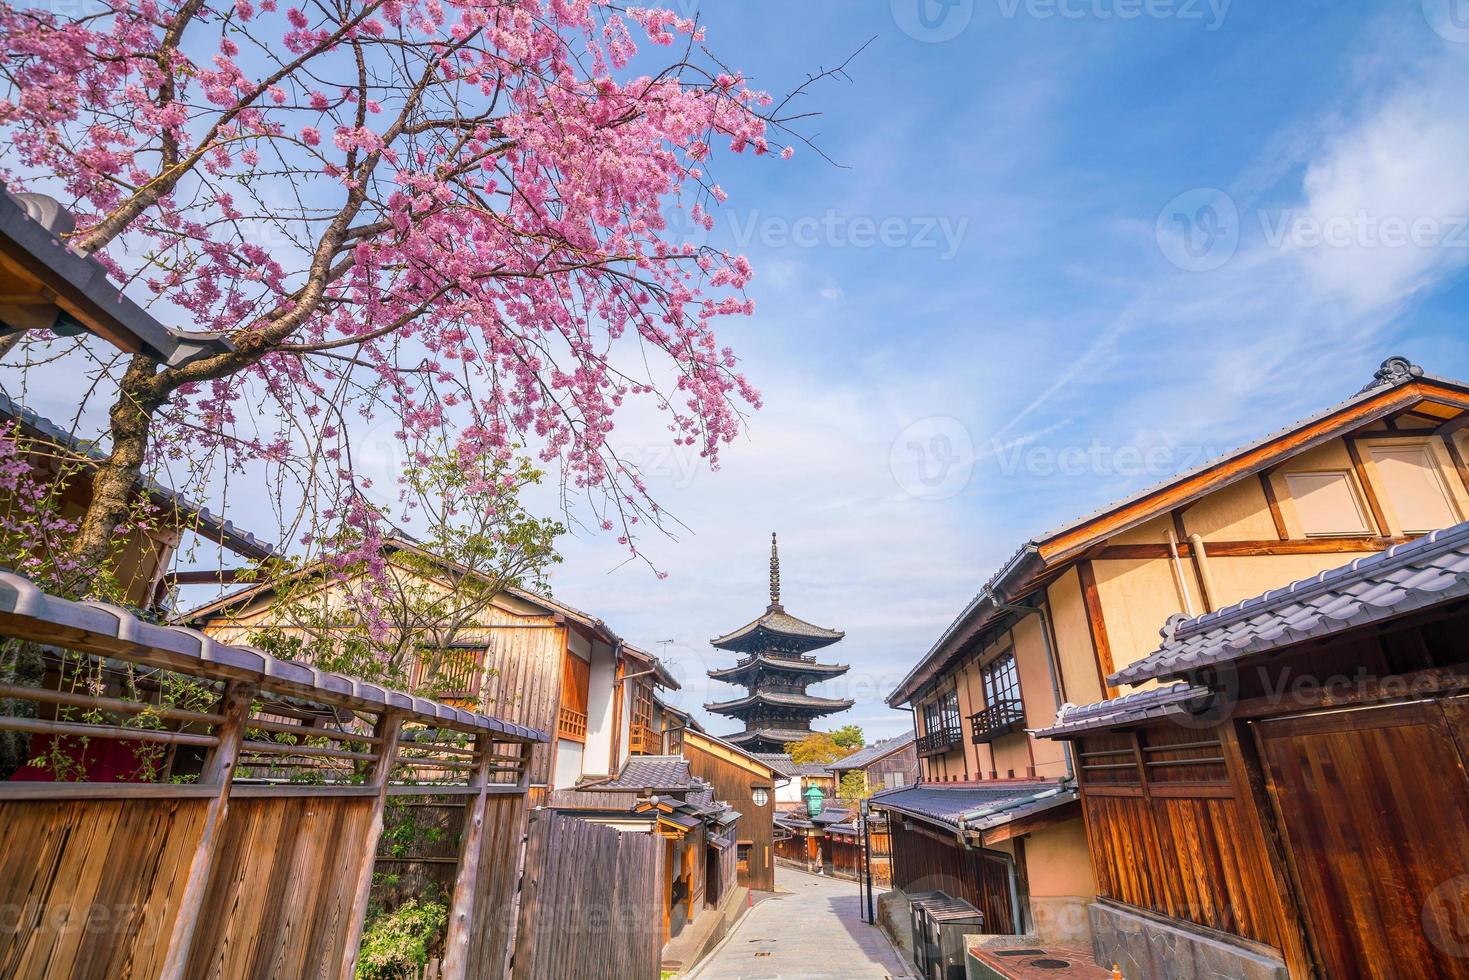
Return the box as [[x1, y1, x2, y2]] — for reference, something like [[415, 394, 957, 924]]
[[769, 531, 782, 611], [1359, 355, 1424, 393]]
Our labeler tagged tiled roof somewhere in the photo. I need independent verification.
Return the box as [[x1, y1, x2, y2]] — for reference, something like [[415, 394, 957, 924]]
[[827, 732, 915, 773], [708, 654, 850, 680], [0, 390, 278, 560], [601, 755, 696, 791], [887, 358, 1469, 708], [1031, 682, 1211, 740], [0, 570, 545, 741], [711, 607, 845, 650], [869, 781, 1068, 831], [811, 807, 855, 825], [0, 184, 234, 367], [704, 690, 854, 713], [752, 753, 835, 778], [722, 726, 819, 748], [1112, 520, 1469, 686]]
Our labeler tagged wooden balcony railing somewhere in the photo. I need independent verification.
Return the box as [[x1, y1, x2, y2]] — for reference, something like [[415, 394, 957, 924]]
[[916, 725, 961, 758], [557, 706, 587, 743], [969, 699, 1026, 744], [629, 722, 655, 755]]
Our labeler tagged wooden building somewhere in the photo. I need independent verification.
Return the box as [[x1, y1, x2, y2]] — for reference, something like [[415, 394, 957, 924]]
[[545, 755, 742, 957], [705, 534, 852, 752], [678, 727, 781, 891], [881, 356, 1469, 945], [1038, 520, 1469, 979], [0, 392, 277, 610], [182, 537, 679, 807], [826, 731, 918, 793]]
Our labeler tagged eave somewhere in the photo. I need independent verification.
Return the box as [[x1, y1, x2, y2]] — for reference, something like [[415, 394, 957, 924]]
[[886, 370, 1469, 708]]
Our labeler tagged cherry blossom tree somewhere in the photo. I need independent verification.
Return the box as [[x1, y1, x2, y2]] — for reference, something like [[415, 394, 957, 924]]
[[0, 0, 841, 589]]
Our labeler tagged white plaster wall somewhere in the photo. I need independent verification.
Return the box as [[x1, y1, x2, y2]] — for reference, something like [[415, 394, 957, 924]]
[[584, 639, 616, 775]]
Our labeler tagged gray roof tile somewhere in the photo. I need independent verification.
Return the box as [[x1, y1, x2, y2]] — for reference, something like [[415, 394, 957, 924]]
[[602, 755, 696, 791], [1032, 682, 1211, 739], [826, 731, 916, 773], [869, 781, 1071, 831]]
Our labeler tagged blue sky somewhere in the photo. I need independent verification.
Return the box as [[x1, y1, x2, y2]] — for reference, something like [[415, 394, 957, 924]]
[[535, 0, 1469, 740], [11, 0, 1469, 743]]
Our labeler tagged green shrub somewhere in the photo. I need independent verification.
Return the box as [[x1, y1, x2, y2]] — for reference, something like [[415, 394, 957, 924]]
[[356, 898, 449, 980]]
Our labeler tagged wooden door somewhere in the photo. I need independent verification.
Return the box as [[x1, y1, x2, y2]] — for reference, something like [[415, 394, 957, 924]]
[[1255, 700, 1469, 979]]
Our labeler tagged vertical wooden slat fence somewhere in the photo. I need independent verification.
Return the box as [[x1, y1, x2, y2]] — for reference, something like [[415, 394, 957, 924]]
[[0, 571, 543, 980], [511, 809, 665, 980]]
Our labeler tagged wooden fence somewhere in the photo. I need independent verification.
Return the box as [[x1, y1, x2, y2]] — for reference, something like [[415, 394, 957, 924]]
[[511, 809, 664, 980], [0, 571, 542, 980]]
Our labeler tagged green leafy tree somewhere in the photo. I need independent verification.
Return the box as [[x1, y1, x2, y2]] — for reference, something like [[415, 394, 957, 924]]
[[786, 732, 854, 765], [247, 445, 563, 694], [838, 770, 871, 801], [830, 725, 865, 750]]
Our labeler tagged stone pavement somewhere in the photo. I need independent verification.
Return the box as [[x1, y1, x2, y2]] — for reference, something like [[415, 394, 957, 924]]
[[686, 868, 917, 979]]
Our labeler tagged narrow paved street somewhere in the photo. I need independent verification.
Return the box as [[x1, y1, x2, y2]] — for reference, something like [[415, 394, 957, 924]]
[[689, 869, 917, 979]]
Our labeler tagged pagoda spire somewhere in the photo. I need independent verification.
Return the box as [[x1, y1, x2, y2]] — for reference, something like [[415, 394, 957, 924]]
[[769, 531, 781, 610], [707, 532, 850, 753]]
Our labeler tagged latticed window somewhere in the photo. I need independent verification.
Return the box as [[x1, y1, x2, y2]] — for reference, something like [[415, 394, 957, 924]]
[[982, 652, 1020, 709], [918, 687, 962, 756], [970, 651, 1025, 743], [630, 682, 655, 754]]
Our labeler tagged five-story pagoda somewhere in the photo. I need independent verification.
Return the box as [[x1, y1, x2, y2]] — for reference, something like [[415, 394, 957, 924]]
[[705, 534, 852, 752]]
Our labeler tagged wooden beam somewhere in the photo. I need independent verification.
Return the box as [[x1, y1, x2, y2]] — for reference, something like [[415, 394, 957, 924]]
[[338, 711, 405, 980], [442, 734, 496, 979], [1096, 535, 1412, 561], [1076, 561, 1117, 699], [1218, 720, 1317, 979], [1440, 432, 1469, 501], [166, 567, 254, 586], [1039, 381, 1469, 563], [1259, 472, 1289, 541], [1345, 437, 1393, 537], [159, 682, 255, 980]]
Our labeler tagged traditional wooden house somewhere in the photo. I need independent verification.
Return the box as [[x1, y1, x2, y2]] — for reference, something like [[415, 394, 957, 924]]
[[0, 392, 277, 609], [826, 731, 919, 793], [545, 755, 742, 957], [879, 356, 1469, 945], [678, 727, 782, 891], [181, 537, 679, 807], [705, 534, 852, 752], [1037, 520, 1469, 979]]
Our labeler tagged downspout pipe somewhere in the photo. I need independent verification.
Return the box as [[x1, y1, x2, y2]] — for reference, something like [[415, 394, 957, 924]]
[[956, 783, 1075, 936]]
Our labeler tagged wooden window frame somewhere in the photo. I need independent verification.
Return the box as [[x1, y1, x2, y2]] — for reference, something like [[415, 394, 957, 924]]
[[1276, 468, 1375, 539], [1354, 435, 1466, 536]]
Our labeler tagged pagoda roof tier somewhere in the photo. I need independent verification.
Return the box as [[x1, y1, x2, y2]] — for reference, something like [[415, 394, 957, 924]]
[[707, 653, 849, 683], [721, 726, 818, 749], [710, 605, 845, 654], [704, 690, 856, 716]]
